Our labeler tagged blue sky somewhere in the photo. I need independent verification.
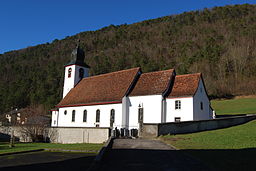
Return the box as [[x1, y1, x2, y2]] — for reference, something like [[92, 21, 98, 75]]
[[0, 0, 254, 54]]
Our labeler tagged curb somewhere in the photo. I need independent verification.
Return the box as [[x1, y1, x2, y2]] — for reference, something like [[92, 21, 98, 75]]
[[88, 136, 115, 171], [44, 148, 99, 153], [0, 149, 44, 156]]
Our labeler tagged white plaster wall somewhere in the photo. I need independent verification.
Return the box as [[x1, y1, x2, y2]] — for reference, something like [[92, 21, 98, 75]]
[[193, 79, 213, 120], [56, 103, 123, 128], [166, 97, 194, 122], [128, 95, 163, 129], [63, 65, 89, 98], [51, 111, 59, 127]]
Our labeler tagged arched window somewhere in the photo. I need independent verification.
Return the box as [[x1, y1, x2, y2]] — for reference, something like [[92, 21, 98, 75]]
[[110, 109, 115, 127], [83, 110, 87, 122], [79, 68, 84, 79], [72, 110, 75, 122], [96, 109, 100, 123], [68, 68, 72, 78]]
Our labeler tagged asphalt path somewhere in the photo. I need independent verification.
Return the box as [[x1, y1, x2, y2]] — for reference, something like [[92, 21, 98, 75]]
[[98, 138, 210, 171]]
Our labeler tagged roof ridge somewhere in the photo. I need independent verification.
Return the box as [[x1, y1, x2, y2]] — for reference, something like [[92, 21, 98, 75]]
[[141, 68, 174, 75], [82, 67, 140, 80], [176, 73, 201, 77]]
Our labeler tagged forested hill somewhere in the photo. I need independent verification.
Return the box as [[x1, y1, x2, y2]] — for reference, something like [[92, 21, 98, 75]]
[[1, 4, 256, 113]]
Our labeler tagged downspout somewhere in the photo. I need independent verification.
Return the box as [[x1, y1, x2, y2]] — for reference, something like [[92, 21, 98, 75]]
[[161, 97, 166, 123]]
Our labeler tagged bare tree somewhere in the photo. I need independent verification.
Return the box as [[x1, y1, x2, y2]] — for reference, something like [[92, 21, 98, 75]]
[[18, 104, 50, 142]]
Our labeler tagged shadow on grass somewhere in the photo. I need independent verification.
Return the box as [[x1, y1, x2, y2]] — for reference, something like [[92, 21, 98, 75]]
[[2, 154, 95, 171], [182, 148, 256, 171]]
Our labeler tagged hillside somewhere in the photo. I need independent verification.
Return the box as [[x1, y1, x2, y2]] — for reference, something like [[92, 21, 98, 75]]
[[1, 4, 256, 113]]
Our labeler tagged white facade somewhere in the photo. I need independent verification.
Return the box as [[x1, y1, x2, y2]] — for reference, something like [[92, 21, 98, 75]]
[[52, 78, 213, 129], [63, 64, 89, 98], [166, 97, 194, 122], [52, 103, 123, 129], [166, 79, 213, 122], [193, 79, 213, 120], [127, 95, 163, 129]]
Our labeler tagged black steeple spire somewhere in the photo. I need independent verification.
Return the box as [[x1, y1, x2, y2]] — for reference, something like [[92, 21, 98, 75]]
[[65, 40, 90, 68]]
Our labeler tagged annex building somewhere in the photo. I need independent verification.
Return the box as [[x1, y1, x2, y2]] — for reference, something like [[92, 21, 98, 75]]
[[51, 46, 213, 142]]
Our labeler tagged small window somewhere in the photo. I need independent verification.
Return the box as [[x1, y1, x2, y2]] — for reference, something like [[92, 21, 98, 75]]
[[175, 100, 181, 110], [83, 110, 87, 122], [54, 120, 56, 125], [79, 68, 84, 79], [200, 102, 203, 110], [175, 117, 181, 122], [68, 68, 72, 78], [64, 110, 67, 115], [72, 110, 75, 122], [96, 109, 100, 123]]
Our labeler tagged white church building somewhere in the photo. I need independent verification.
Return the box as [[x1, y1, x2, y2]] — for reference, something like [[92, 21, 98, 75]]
[[51, 46, 213, 138]]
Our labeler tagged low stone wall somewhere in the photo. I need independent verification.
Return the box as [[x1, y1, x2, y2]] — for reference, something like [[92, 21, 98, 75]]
[[142, 114, 256, 137], [0, 126, 110, 144], [0, 126, 32, 142], [50, 127, 110, 144]]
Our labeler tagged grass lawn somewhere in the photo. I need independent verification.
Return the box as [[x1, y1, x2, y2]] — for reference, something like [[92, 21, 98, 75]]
[[211, 97, 256, 115], [160, 120, 256, 170], [0, 142, 103, 154]]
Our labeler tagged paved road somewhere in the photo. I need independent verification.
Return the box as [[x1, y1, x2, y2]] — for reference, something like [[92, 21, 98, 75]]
[[98, 138, 210, 171], [0, 151, 96, 170]]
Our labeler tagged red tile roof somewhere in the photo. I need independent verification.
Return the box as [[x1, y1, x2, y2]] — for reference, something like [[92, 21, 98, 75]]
[[129, 69, 175, 96], [57, 67, 140, 107], [167, 73, 201, 98]]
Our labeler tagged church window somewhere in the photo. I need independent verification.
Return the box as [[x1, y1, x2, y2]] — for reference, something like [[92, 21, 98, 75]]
[[175, 100, 181, 110], [200, 102, 203, 110], [83, 110, 87, 122], [68, 68, 72, 78], [64, 110, 67, 115], [79, 68, 84, 79], [72, 110, 75, 122], [110, 109, 115, 126], [96, 109, 100, 123]]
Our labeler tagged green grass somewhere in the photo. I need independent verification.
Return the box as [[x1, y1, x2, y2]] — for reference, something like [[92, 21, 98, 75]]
[[161, 120, 256, 149], [161, 120, 256, 170], [211, 97, 256, 115], [0, 142, 103, 154]]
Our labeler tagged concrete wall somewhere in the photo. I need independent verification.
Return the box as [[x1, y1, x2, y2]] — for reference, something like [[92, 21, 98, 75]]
[[0, 126, 110, 144], [0, 126, 32, 142], [142, 114, 256, 137], [50, 127, 110, 144]]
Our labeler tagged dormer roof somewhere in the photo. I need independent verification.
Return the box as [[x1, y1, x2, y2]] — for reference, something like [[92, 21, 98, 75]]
[[129, 69, 175, 96], [167, 73, 201, 98]]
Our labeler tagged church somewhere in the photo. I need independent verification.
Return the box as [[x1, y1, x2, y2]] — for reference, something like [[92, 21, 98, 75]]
[[51, 45, 213, 137]]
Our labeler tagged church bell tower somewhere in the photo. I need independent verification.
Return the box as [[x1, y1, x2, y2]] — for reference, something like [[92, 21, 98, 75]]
[[63, 43, 90, 98]]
